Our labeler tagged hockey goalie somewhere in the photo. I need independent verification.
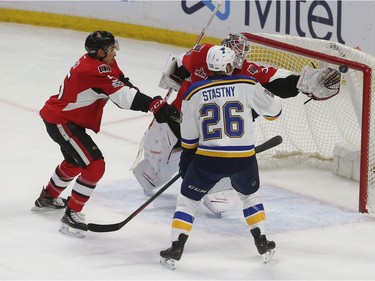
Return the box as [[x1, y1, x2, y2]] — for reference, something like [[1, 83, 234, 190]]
[[132, 33, 342, 217]]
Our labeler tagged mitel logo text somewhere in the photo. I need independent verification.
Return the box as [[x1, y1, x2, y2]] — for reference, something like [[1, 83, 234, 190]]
[[244, 0, 345, 43], [181, 0, 345, 44]]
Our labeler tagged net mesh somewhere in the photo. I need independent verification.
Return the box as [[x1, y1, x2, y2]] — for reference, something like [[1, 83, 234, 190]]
[[245, 33, 375, 212]]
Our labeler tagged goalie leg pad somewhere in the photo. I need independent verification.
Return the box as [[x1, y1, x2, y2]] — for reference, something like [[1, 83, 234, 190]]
[[203, 189, 240, 217], [133, 122, 179, 194], [208, 177, 232, 193], [203, 178, 240, 217], [132, 158, 164, 195], [143, 122, 178, 175]]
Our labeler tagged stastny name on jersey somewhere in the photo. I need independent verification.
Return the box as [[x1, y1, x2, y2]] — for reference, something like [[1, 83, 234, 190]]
[[202, 86, 235, 101]]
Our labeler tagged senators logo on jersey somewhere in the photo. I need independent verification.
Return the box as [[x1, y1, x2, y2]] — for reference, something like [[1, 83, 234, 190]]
[[98, 64, 111, 74]]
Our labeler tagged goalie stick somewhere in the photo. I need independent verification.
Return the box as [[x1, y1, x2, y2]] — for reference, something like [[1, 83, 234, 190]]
[[193, 0, 223, 49], [87, 135, 283, 233]]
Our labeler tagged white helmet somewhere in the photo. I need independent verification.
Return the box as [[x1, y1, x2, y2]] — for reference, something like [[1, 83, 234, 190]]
[[206, 46, 235, 73]]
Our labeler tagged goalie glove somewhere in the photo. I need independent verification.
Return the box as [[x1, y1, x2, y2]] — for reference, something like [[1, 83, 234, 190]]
[[297, 66, 341, 101]]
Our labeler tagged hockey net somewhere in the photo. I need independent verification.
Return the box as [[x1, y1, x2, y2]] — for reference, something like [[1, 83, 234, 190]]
[[243, 33, 375, 213]]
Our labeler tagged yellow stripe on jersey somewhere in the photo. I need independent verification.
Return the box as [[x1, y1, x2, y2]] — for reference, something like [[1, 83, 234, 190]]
[[184, 78, 258, 101], [181, 142, 199, 150], [196, 148, 255, 158]]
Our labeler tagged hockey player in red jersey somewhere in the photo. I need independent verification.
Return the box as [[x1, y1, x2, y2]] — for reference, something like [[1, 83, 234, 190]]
[[32, 31, 179, 238]]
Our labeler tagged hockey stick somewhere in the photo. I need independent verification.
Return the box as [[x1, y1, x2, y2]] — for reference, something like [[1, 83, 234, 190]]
[[88, 135, 283, 233], [87, 172, 181, 233], [193, 0, 223, 48], [129, 1, 223, 171], [255, 135, 283, 154]]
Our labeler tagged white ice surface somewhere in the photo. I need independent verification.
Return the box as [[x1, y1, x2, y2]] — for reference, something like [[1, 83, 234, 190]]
[[1, 23, 375, 280]]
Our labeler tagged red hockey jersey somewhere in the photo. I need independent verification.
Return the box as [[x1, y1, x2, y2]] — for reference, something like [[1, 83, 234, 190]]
[[173, 43, 279, 111], [40, 54, 139, 133]]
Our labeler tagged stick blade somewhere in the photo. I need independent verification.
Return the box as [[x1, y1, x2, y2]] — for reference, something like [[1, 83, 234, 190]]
[[87, 222, 122, 233]]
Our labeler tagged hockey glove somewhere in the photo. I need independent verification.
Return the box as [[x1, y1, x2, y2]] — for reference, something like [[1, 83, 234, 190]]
[[149, 96, 180, 123]]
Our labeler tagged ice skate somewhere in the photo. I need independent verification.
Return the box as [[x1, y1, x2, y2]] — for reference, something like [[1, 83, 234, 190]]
[[251, 227, 276, 263], [59, 207, 87, 238], [160, 233, 188, 270], [31, 188, 67, 212]]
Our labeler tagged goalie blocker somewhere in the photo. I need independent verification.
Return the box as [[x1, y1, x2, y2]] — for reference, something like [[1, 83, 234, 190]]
[[159, 54, 189, 92]]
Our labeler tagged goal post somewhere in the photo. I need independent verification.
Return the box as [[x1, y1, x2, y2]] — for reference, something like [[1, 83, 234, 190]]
[[242, 32, 374, 213]]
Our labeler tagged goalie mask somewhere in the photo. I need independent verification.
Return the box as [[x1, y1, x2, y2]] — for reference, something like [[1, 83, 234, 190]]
[[85, 31, 120, 59], [221, 33, 250, 69]]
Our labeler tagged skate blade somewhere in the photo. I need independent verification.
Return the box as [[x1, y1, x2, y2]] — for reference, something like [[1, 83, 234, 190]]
[[59, 223, 86, 239], [160, 257, 177, 270], [262, 249, 275, 264]]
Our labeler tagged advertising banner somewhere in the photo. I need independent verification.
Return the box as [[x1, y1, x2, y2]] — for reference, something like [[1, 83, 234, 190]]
[[1, 1, 373, 55]]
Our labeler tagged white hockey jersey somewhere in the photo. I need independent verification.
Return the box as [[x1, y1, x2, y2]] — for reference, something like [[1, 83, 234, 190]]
[[180, 75, 282, 158]]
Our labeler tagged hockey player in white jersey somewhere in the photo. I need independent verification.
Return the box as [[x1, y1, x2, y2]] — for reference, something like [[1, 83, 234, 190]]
[[159, 45, 282, 269], [132, 33, 342, 217]]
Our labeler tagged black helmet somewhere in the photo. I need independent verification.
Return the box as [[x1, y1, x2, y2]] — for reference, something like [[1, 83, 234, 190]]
[[85, 31, 119, 58]]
